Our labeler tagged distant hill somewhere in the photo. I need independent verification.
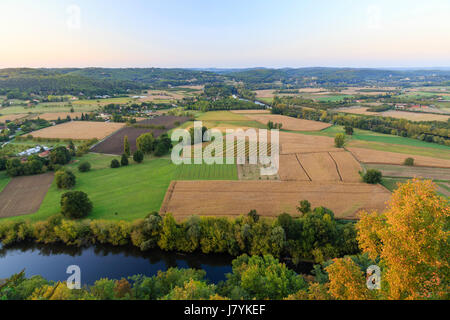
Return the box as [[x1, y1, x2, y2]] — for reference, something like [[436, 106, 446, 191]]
[[0, 67, 449, 96]]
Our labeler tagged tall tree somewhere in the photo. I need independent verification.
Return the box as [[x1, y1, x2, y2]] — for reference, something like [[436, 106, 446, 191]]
[[123, 135, 130, 157]]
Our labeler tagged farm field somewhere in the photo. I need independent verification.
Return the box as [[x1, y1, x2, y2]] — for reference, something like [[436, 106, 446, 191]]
[[0, 153, 245, 222], [348, 147, 450, 168], [244, 114, 332, 131], [381, 177, 449, 199], [0, 103, 98, 115], [338, 107, 449, 121], [0, 114, 28, 122], [364, 163, 450, 181], [91, 116, 189, 155], [160, 180, 392, 220], [0, 172, 10, 193], [298, 152, 341, 181], [278, 154, 310, 181], [30, 121, 125, 140], [0, 173, 54, 218], [197, 111, 250, 121], [174, 163, 238, 180], [31, 112, 85, 120], [230, 109, 270, 114]]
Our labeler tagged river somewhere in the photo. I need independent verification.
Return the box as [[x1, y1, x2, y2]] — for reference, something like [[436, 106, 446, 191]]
[[0, 243, 313, 286]]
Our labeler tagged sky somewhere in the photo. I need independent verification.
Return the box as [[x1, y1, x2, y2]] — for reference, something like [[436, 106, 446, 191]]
[[0, 0, 449, 68]]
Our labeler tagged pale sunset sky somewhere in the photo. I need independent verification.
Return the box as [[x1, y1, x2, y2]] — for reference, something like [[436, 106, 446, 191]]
[[0, 0, 449, 68]]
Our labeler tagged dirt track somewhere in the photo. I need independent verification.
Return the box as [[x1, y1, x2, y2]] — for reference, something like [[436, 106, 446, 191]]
[[0, 173, 54, 218], [161, 180, 391, 220]]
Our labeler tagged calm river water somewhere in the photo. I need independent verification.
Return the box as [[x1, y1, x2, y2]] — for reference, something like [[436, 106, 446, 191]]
[[0, 243, 313, 286]]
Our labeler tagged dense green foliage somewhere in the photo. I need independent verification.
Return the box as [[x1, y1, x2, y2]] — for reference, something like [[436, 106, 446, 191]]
[[78, 161, 91, 172], [55, 169, 76, 189], [0, 207, 358, 264], [362, 169, 382, 184], [60, 191, 93, 219]]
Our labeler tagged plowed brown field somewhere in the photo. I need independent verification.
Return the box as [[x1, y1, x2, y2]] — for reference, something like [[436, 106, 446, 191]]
[[0, 173, 54, 218], [161, 180, 391, 220]]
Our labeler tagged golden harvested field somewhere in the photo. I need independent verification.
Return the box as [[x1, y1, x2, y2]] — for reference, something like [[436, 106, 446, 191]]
[[329, 151, 362, 182], [244, 114, 331, 131], [32, 112, 85, 121], [0, 114, 28, 122], [380, 110, 449, 122], [297, 152, 341, 181], [337, 107, 379, 116], [279, 132, 339, 154], [230, 110, 271, 114], [278, 154, 311, 181], [348, 147, 450, 168], [30, 121, 125, 140], [338, 107, 449, 122], [161, 180, 391, 220]]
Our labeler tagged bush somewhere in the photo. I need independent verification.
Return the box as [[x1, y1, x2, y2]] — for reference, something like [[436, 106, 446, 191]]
[[344, 126, 354, 135], [55, 169, 76, 189], [78, 161, 91, 172], [110, 159, 120, 168], [297, 200, 311, 214], [334, 133, 345, 148], [60, 191, 93, 219], [120, 154, 129, 166], [403, 157, 414, 166], [133, 150, 144, 163], [362, 169, 382, 184]]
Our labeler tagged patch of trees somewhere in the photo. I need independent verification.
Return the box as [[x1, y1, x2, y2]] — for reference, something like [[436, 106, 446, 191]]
[[0, 69, 145, 97], [185, 97, 265, 112], [3, 145, 72, 177], [0, 204, 358, 265], [136, 133, 172, 156]]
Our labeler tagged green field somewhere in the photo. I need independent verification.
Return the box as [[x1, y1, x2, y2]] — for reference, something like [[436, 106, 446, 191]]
[[0, 103, 98, 115], [174, 163, 238, 180], [0, 152, 238, 222], [196, 111, 249, 121]]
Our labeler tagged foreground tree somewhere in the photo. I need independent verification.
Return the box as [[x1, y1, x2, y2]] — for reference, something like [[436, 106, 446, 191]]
[[60, 191, 93, 219], [356, 179, 449, 299]]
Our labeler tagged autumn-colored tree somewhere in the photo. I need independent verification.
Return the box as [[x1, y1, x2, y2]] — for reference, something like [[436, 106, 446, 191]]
[[356, 179, 449, 300], [325, 257, 374, 300], [114, 278, 132, 299]]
